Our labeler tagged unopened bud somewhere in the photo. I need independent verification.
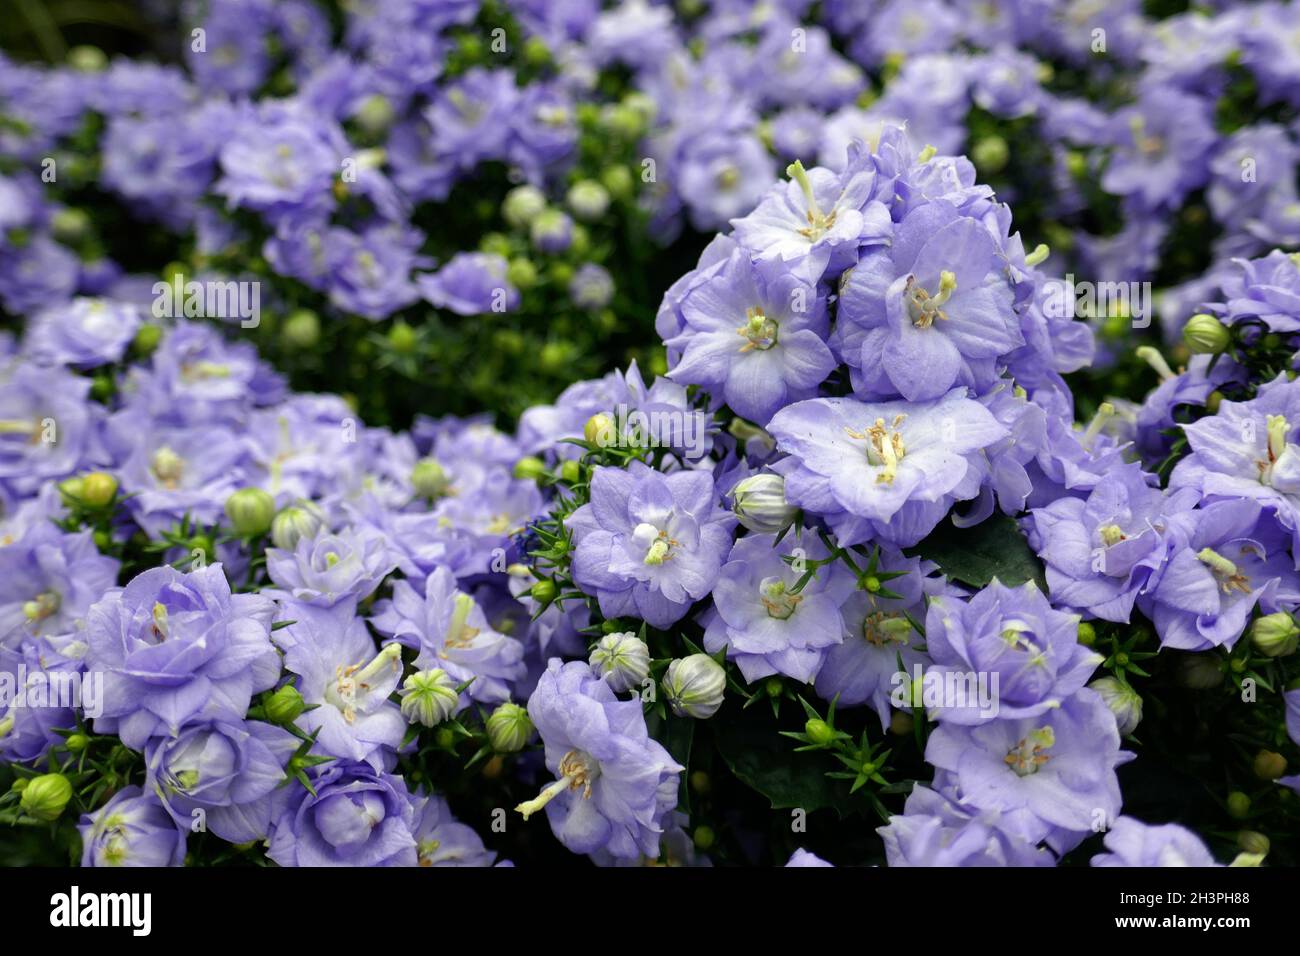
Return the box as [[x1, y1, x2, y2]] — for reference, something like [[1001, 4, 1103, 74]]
[[589, 632, 651, 693], [20, 773, 73, 822], [225, 487, 276, 537], [265, 685, 306, 725], [663, 654, 725, 719], [400, 669, 460, 727], [1183, 313, 1231, 355], [1088, 676, 1143, 735], [1251, 612, 1299, 657], [730, 473, 796, 533], [486, 702, 533, 753]]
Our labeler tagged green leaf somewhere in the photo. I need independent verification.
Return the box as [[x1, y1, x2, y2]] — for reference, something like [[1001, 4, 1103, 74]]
[[906, 514, 1046, 590], [712, 707, 858, 820]]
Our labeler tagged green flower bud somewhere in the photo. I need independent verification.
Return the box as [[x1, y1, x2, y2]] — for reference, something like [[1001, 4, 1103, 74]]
[[131, 323, 162, 357], [65, 733, 90, 753], [411, 458, 451, 499], [1226, 791, 1252, 819], [523, 35, 550, 67], [400, 669, 460, 727], [388, 320, 418, 355], [20, 773, 73, 822], [566, 180, 610, 221], [730, 473, 796, 533], [693, 825, 716, 850], [1182, 313, 1231, 355], [589, 632, 650, 693], [1077, 621, 1097, 646], [804, 718, 835, 746], [68, 45, 108, 72], [486, 702, 533, 753], [265, 685, 307, 725], [889, 711, 914, 736], [1253, 749, 1287, 781], [583, 413, 616, 448], [559, 459, 582, 485], [512, 456, 548, 482], [663, 654, 726, 719], [57, 476, 85, 503], [506, 257, 538, 290], [51, 208, 91, 243], [480, 231, 513, 257], [1237, 830, 1269, 856], [281, 309, 321, 349], [224, 487, 276, 537], [79, 471, 118, 508], [355, 94, 396, 135], [529, 578, 558, 607], [971, 135, 1009, 174], [1087, 676, 1143, 735], [270, 501, 326, 551], [600, 164, 635, 201], [1251, 612, 1299, 657]]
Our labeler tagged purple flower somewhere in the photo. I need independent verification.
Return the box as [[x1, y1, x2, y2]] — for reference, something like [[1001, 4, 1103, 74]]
[[677, 133, 776, 232], [567, 462, 735, 629], [834, 200, 1023, 402], [216, 105, 341, 223], [666, 250, 835, 426], [878, 784, 1054, 867], [517, 660, 682, 860], [144, 718, 297, 843], [767, 390, 1008, 548], [569, 263, 614, 310], [1030, 462, 1192, 622], [84, 564, 279, 750], [370, 566, 526, 705], [0, 524, 118, 647], [267, 761, 420, 866], [1169, 375, 1300, 557], [0, 635, 85, 763], [702, 530, 855, 683], [274, 600, 405, 769], [730, 149, 892, 285], [23, 297, 141, 368], [816, 550, 950, 728], [785, 848, 834, 867], [1091, 816, 1219, 866], [1214, 250, 1300, 333], [417, 252, 518, 316], [412, 794, 500, 866], [266, 527, 396, 607], [1101, 86, 1216, 212], [0, 364, 101, 496], [1141, 499, 1300, 650], [322, 224, 423, 320], [924, 581, 1102, 725], [926, 689, 1130, 847], [79, 786, 187, 867]]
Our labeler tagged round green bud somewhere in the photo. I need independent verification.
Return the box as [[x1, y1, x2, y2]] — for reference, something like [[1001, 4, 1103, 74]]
[[804, 718, 835, 746], [265, 685, 307, 725], [600, 164, 635, 201], [281, 309, 321, 349], [730, 473, 796, 533], [765, 677, 783, 698], [1183, 313, 1231, 355], [566, 180, 610, 222], [131, 323, 163, 357], [1088, 676, 1143, 735], [388, 320, 418, 355], [689, 770, 710, 794], [80, 471, 118, 508], [889, 711, 914, 736], [1077, 621, 1097, 646], [20, 773, 73, 822], [57, 476, 85, 503], [355, 94, 396, 135], [569, 224, 590, 258], [400, 669, 460, 728], [600, 104, 644, 140], [1253, 749, 1287, 781], [693, 825, 716, 851], [188, 534, 215, 564], [1206, 390, 1224, 414], [68, 45, 108, 72], [539, 341, 572, 373], [1226, 791, 1252, 820], [225, 487, 276, 537], [506, 257, 538, 290], [411, 458, 451, 499], [486, 702, 534, 753], [548, 262, 575, 285], [51, 207, 91, 243], [65, 733, 90, 753], [512, 456, 548, 482], [971, 135, 1009, 174], [434, 727, 456, 749], [1251, 612, 1299, 657], [583, 413, 616, 448], [502, 185, 548, 229], [559, 459, 582, 485], [270, 502, 326, 551], [529, 578, 558, 607], [664, 654, 726, 719], [1237, 830, 1269, 856], [93, 529, 112, 552], [523, 35, 550, 66], [589, 632, 650, 693]]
